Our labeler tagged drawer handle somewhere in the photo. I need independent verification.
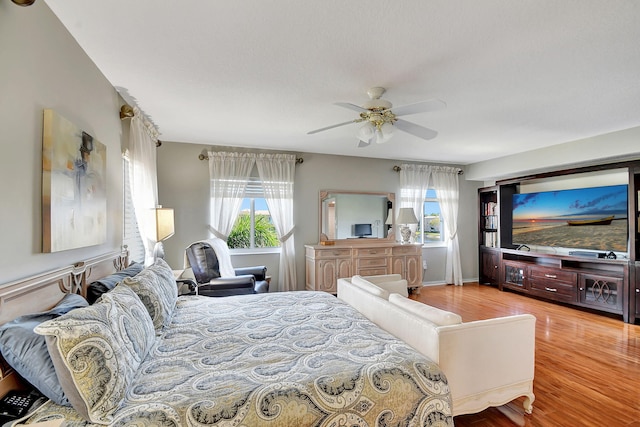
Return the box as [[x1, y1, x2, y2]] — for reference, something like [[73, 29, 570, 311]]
[[545, 287, 557, 292], [370, 250, 377, 254], [544, 274, 557, 279]]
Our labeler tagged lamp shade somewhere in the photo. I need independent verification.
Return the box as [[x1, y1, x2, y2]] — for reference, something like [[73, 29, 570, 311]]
[[385, 208, 394, 225], [396, 207, 419, 225], [155, 207, 175, 241]]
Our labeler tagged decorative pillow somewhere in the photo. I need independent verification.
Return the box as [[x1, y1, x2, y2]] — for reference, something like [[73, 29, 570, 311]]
[[35, 285, 155, 425], [86, 262, 144, 304], [121, 258, 177, 332], [0, 293, 88, 406], [388, 293, 463, 326]]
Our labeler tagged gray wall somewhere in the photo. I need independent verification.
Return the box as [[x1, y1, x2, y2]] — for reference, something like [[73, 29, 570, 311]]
[[0, 2, 124, 284], [4, 0, 637, 290], [157, 142, 483, 290], [467, 126, 640, 182]]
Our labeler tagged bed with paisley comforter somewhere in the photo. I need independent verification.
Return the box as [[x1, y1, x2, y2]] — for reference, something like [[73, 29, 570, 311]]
[[0, 257, 452, 427]]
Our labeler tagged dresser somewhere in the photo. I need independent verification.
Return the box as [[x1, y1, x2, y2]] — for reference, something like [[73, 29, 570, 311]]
[[305, 242, 423, 294]]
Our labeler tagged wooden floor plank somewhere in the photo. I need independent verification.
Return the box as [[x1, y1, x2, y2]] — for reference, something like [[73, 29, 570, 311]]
[[410, 283, 640, 427]]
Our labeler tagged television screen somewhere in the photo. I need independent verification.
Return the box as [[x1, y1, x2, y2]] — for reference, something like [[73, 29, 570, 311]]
[[512, 184, 628, 253], [353, 223, 372, 237]]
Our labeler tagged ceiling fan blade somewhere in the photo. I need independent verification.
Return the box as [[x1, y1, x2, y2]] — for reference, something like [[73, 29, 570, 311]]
[[394, 119, 438, 140], [307, 120, 357, 135], [335, 102, 367, 113], [392, 99, 446, 117]]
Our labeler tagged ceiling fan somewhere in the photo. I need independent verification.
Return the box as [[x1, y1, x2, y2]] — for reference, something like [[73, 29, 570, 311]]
[[308, 87, 446, 147]]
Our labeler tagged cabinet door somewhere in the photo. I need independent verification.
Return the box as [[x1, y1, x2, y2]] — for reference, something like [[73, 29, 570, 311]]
[[578, 273, 623, 313], [391, 256, 406, 278], [404, 255, 422, 286], [502, 261, 527, 290], [480, 249, 500, 285], [317, 260, 338, 293], [336, 258, 352, 287]]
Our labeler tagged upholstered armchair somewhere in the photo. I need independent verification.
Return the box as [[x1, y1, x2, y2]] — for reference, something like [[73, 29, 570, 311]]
[[181, 238, 269, 297]]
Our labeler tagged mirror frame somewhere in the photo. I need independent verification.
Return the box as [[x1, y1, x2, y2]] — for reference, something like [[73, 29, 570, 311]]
[[319, 190, 396, 243]]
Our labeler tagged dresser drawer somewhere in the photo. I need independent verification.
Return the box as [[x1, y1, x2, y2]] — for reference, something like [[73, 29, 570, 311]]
[[357, 268, 389, 276], [529, 267, 576, 284], [314, 248, 352, 259], [357, 257, 389, 269], [392, 245, 420, 256], [529, 278, 577, 302], [354, 247, 392, 257]]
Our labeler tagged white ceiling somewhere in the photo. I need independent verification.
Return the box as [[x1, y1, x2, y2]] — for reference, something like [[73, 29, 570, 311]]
[[43, 0, 640, 165]]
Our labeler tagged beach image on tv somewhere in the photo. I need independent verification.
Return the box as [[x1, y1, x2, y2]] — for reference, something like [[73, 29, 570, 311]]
[[512, 184, 628, 252]]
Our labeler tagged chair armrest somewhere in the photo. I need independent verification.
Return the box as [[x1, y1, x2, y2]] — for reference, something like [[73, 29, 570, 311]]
[[208, 275, 256, 286], [176, 278, 197, 296], [234, 266, 267, 281]]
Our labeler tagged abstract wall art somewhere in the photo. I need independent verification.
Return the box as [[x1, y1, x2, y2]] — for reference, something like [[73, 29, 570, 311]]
[[42, 109, 107, 252]]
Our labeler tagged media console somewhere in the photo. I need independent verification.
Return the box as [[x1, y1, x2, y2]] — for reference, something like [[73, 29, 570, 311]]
[[499, 249, 629, 321], [478, 159, 640, 324]]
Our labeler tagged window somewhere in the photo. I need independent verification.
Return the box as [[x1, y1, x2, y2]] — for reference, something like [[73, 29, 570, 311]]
[[122, 153, 145, 263], [227, 178, 280, 250], [415, 188, 445, 245]]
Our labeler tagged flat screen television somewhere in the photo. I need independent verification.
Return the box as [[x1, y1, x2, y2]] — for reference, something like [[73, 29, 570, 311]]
[[353, 223, 372, 238], [512, 184, 628, 253]]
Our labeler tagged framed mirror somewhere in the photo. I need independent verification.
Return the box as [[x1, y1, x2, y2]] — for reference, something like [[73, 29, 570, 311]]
[[319, 190, 395, 242]]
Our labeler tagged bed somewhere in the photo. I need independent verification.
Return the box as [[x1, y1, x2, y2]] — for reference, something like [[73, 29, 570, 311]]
[[0, 251, 453, 426]]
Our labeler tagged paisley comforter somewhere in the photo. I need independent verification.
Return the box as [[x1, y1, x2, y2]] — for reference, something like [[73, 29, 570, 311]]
[[19, 291, 453, 426]]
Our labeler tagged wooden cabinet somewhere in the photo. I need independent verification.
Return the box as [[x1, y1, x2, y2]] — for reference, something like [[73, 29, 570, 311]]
[[501, 260, 527, 291], [305, 247, 351, 294], [633, 263, 640, 323], [528, 266, 577, 303], [480, 247, 500, 285], [578, 272, 623, 313], [305, 243, 423, 293], [499, 250, 629, 321], [391, 245, 423, 287]]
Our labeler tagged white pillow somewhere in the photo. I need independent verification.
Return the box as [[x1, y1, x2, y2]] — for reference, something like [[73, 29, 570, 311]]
[[388, 293, 462, 326], [350, 275, 390, 299]]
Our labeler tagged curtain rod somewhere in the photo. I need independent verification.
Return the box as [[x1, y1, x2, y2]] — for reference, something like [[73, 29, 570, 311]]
[[393, 165, 464, 175], [198, 153, 303, 164]]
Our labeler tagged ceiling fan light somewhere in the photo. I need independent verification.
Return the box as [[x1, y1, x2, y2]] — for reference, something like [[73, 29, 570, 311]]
[[358, 122, 375, 141]]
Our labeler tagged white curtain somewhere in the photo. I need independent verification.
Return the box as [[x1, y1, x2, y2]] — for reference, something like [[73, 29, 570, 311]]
[[431, 166, 463, 285], [207, 152, 255, 240], [399, 164, 431, 239], [128, 106, 159, 266], [255, 153, 297, 292]]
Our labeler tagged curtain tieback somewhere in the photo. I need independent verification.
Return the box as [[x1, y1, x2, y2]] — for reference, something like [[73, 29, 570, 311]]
[[207, 226, 228, 241], [280, 227, 295, 243]]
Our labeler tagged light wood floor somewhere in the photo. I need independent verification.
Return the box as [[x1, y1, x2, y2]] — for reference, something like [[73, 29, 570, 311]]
[[410, 283, 640, 427]]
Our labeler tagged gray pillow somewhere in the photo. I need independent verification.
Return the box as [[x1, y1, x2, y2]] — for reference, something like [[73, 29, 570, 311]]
[[87, 262, 143, 304], [0, 293, 88, 406], [121, 258, 177, 332], [35, 284, 155, 424]]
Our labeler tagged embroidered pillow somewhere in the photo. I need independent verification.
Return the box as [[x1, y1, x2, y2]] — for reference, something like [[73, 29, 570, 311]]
[[121, 258, 177, 332], [35, 285, 155, 425]]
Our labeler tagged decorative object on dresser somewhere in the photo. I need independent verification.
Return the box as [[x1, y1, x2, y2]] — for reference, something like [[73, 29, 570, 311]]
[[396, 207, 419, 244], [305, 241, 422, 293]]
